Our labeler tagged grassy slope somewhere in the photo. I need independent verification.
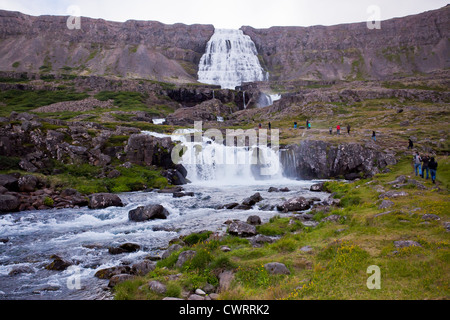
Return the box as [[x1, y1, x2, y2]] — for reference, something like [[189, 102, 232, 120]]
[[114, 157, 449, 300]]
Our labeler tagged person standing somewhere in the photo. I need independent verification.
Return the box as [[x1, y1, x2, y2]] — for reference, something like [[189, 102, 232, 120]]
[[408, 139, 414, 150], [329, 127, 333, 135], [413, 152, 422, 177], [306, 120, 309, 129], [294, 122, 297, 129], [347, 125, 351, 135], [337, 125, 341, 135], [268, 122, 272, 130], [428, 157, 438, 184], [421, 154, 430, 179], [372, 131, 376, 142]]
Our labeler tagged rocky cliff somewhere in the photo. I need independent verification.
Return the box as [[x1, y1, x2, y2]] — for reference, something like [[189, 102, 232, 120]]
[[0, 10, 214, 82], [241, 5, 450, 81]]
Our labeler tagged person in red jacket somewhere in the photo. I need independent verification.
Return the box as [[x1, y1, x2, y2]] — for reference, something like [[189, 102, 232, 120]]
[[337, 125, 341, 135]]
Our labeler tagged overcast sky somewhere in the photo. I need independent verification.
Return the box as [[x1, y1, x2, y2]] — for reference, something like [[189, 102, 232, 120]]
[[0, 0, 448, 28]]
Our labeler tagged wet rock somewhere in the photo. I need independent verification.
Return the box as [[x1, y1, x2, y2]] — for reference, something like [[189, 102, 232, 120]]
[[45, 256, 72, 271], [0, 174, 19, 191], [175, 250, 197, 268], [0, 194, 19, 212], [108, 243, 141, 255], [108, 274, 135, 288], [94, 266, 131, 279], [242, 192, 263, 206], [9, 266, 34, 276], [173, 192, 194, 198], [128, 204, 170, 222], [228, 221, 257, 237], [234, 204, 252, 210], [310, 183, 324, 192], [247, 215, 262, 225], [222, 202, 239, 210], [278, 196, 312, 212], [88, 193, 124, 209], [264, 262, 290, 275], [268, 187, 279, 192]]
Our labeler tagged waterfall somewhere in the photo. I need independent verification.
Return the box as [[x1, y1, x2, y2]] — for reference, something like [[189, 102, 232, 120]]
[[198, 29, 268, 90], [143, 130, 284, 185]]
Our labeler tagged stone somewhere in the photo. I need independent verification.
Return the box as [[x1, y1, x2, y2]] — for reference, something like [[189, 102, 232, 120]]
[[378, 200, 395, 210], [220, 246, 231, 252], [379, 191, 408, 199], [242, 193, 263, 206], [321, 215, 344, 223], [88, 193, 124, 209], [268, 187, 279, 192], [128, 204, 170, 222], [175, 250, 197, 268], [278, 196, 312, 212], [148, 281, 167, 294], [131, 260, 156, 276], [228, 221, 257, 237], [421, 214, 440, 221], [209, 293, 220, 300], [223, 203, 239, 210], [264, 262, 290, 275], [9, 266, 34, 276], [300, 246, 313, 253], [162, 244, 183, 259], [94, 266, 131, 279], [0, 174, 19, 191], [45, 256, 72, 271], [188, 294, 205, 300], [195, 288, 206, 296], [394, 240, 422, 248], [249, 234, 275, 247], [163, 297, 184, 300], [310, 183, 324, 192], [108, 243, 141, 255], [108, 274, 135, 288], [247, 215, 262, 225], [218, 271, 234, 292], [0, 194, 19, 212]]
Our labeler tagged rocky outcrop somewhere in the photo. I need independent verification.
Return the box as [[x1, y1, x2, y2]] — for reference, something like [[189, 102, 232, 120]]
[[242, 5, 450, 81], [281, 140, 397, 180], [124, 134, 174, 168]]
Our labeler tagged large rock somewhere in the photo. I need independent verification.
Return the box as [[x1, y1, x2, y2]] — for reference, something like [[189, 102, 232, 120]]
[[242, 193, 263, 206], [94, 266, 131, 279], [88, 193, 124, 209], [228, 221, 257, 237], [128, 204, 170, 222], [131, 260, 156, 276], [108, 274, 135, 288], [0, 174, 19, 191], [175, 250, 197, 268], [0, 194, 19, 212], [264, 262, 290, 275], [18, 175, 39, 192], [278, 197, 312, 212], [125, 134, 174, 168]]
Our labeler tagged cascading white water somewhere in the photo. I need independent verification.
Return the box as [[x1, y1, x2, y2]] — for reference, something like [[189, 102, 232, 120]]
[[143, 130, 284, 184], [198, 29, 268, 90]]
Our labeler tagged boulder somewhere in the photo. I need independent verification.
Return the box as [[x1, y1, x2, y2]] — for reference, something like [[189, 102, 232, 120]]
[[131, 260, 157, 276], [278, 197, 312, 212], [108, 243, 141, 255], [88, 193, 124, 209], [379, 191, 408, 199], [128, 204, 170, 222], [94, 266, 131, 279], [45, 256, 72, 271], [321, 215, 344, 223], [378, 200, 395, 210], [228, 221, 257, 237], [175, 250, 197, 268], [0, 174, 19, 191], [0, 194, 19, 212], [264, 262, 290, 275], [148, 281, 167, 294], [310, 183, 324, 192], [394, 240, 422, 248], [18, 175, 39, 192], [242, 193, 263, 206], [162, 244, 183, 259], [421, 214, 440, 221], [218, 270, 234, 292], [247, 215, 262, 225], [108, 274, 135, 288]]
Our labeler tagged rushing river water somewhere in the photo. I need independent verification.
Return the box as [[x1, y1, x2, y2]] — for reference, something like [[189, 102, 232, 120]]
[[0, 179, 326, 300]]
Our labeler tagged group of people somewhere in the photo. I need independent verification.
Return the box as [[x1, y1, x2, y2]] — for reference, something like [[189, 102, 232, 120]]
[[293, 120, 312, 129], [413, 152, 438, 184], [332, 125, 352, 136]]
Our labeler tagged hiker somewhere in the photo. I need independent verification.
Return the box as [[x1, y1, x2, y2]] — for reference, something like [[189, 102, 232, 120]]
[[308, 122, 311, 129], [294, 122, 297, 129], [408, 139, 414, 149], [329, 127, 333, 135], [372, 131, 376, 142], [428, 157, 438, 184], [337, 125, 341, 135], [259, 123, 262, 129], [421, 154, 430, 179], [268, 122, 272, 130], [413, 152, 422, 177], [347, 125, 351, 135], [306, 120, 309, 129]]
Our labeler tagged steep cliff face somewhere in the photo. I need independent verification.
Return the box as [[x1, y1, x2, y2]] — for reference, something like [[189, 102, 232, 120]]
[[241, 5, 450, 81], [0, 10, 214, 82]]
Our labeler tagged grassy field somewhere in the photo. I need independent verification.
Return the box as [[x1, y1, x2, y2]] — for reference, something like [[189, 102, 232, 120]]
[[114, 156, 449, 300]]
